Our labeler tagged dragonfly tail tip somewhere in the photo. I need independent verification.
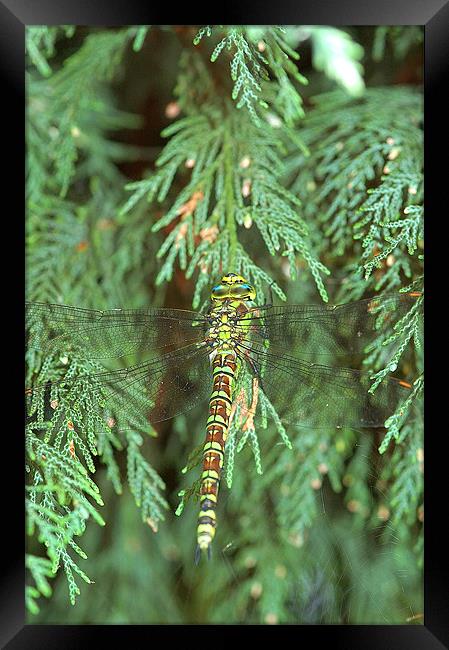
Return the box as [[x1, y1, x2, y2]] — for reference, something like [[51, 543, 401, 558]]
[[194, 543, 212, 564]]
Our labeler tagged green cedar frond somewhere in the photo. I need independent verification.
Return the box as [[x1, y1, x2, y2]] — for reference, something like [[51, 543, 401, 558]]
[[26, 554, 54, 614], [126, 430, 170, 527], [25, 339, 168, 609], [26, 26, 76, 77], [193, 26, 307, 125], [130, 26, 152, 52], [287, 86, 423, 298], [26, 432, 101, 605], [307, 27, 365, 97], [122, 107, 328, 305], [27, 29, 140, 198], [372, 26, 423, 61]]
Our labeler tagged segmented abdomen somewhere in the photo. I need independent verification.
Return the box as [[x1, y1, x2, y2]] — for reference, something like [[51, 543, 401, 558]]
[[197, 351, 238, 556]]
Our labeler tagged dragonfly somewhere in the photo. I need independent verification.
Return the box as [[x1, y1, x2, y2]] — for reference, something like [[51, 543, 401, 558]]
[[25, 273, 419, 560]]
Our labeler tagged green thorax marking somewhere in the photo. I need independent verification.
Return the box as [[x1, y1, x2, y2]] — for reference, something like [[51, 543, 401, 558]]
[[206, 301, 253, 354]]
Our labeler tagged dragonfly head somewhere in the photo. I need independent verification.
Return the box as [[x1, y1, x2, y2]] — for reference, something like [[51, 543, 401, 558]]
[[211, 273, 256, 303]]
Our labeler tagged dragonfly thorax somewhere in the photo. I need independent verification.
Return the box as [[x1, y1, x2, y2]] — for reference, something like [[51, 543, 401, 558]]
[[206, 301, 251, 352]]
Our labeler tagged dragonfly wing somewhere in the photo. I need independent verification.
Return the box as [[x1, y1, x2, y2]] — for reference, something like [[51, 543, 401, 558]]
[[238, 343, 411, 429], [26, 302, 208, 359], [240, 293, 419, 358], [26, 343, 213, 429]]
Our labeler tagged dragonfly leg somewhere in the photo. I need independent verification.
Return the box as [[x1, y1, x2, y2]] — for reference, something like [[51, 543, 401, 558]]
[[242, 377, 259, 432], [248, 302, 273, 313], [228, 387, 246, 431], [245, 306, 271, 344], [265, 281, 274, 307], [242, 351, 265, 393]]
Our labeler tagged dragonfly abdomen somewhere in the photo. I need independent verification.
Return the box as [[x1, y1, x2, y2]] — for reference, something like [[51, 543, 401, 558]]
[[196, 351, 238, 558]]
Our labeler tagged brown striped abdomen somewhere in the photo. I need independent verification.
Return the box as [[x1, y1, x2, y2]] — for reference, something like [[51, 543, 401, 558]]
[[196, 351, 238, 555]]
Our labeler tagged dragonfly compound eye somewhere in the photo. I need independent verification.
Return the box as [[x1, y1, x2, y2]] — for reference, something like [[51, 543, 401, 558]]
[[211, 284, 229, 300]]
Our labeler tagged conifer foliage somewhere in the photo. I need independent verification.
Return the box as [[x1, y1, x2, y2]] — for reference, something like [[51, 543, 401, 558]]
[[26, 26, 423, 623]]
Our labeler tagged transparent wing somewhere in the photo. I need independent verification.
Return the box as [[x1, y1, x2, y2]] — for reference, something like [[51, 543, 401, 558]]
[[238, 292, 419, 358], [26, 343, 213, 427], [26, 302, 208, 359], [237, 341, 411, 429]]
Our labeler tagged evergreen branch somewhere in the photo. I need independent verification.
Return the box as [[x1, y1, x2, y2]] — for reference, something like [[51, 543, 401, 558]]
[[130, 26, 152, 52], [25, 432, 102, 607], [126, 430, 170, 529], [193, 26, 307, 126], [27, 61, 144, 304], [25, 331, 169, 607], [27, 28, 141, 199], [26, 26, 76, 77], [375, 420, 423, 566], [26, 554, 54, 614], [372, 26, 423, 61], [307, 27, 365, 97], [122, 107, 328, 304], [286, 86, 423, 298]]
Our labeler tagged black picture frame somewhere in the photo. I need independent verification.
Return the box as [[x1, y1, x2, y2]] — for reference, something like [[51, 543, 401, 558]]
[[2, 1, 447, 647]]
